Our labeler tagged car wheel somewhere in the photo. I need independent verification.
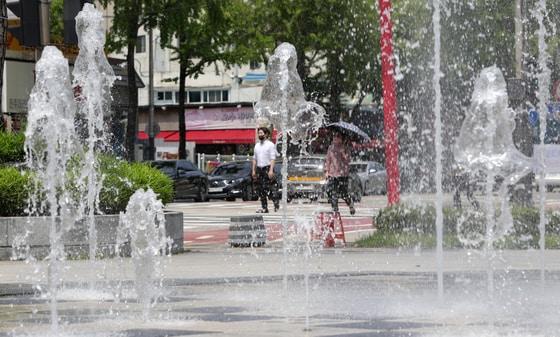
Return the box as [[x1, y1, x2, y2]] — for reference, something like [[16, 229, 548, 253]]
[[547, 186, 554, 192], [242, 185, 251, 201]]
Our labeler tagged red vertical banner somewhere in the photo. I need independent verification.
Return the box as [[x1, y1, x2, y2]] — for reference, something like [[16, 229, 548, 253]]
[[379, 0, 400, 205]]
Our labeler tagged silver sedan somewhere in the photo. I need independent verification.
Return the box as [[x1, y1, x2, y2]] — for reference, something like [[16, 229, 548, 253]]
[[350, 161, 387, 195]]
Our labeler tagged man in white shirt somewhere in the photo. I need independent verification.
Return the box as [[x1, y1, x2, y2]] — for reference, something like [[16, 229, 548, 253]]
[[252, 127, 279, 213]]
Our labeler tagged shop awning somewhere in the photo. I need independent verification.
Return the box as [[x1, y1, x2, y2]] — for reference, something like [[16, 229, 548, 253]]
[[137, 131, 177, 141], [137, 129, 258, 144], [185, 129, 256, 144]]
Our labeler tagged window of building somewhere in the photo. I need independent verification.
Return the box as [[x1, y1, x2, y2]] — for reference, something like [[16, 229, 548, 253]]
[[156, 89, 229, 104], [155, 90, 174, 104], [208, 90, 219, 102], [136, 35, 146, 53], [189, 91, 202, 103]]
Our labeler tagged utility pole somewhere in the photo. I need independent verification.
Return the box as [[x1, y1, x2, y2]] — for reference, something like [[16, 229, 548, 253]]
[[379, 0, 400, 205], [510, 0, 534, 207], [39, 0, 49, 45], [148, 27, 155, 160], [0, 0, 7, 119]]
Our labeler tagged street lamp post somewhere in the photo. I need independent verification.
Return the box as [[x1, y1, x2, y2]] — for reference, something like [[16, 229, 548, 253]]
[[148, 28, 155, 160], [379, 0, 400, 205]]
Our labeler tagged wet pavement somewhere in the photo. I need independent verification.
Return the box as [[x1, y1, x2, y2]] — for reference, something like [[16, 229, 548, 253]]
[[1, 247, 560, 336]]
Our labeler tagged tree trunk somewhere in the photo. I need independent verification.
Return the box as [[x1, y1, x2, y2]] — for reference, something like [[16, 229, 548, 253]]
[[0, 0, 6, 119], [124, 4, 139, 161], [178, 56, 187, 159]]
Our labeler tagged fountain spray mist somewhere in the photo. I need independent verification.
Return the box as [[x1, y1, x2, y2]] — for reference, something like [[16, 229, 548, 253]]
[[72, 3, 116, 265], [254, 43, 325, 289], [118, 188, 171, 320], [24, 46, 79, 332], [431, 0, 444, 302], [535, 0, 551, 285]]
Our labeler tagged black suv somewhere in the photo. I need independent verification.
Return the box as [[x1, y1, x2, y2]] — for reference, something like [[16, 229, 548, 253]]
[[151, 160, 209, 201], [208, 161, 258, 201]]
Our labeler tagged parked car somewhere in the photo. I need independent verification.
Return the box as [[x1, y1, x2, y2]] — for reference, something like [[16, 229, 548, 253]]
[[350, 161, 387, 195], [287, 155, 362, 202], [272, 161, 283, 200], [150, 160, 209, 201], [208, 161, 258, 201]]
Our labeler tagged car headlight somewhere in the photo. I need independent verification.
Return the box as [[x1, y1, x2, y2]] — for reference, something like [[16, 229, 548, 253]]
[[227, 177, 245, 184]]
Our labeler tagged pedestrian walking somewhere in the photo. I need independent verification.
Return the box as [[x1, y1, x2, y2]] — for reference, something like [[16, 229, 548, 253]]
[[324, 131, 355, 215], [252, 127, 279, 213]]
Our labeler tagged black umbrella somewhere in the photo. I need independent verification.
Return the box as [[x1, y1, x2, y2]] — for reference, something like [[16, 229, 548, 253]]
[[326, 121, 371, 143]]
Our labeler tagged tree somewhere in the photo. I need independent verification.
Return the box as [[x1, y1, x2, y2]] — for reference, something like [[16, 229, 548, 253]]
[[101, 0, 160, 161], [49, 0, 64, 44], [158, 0, 262, 159], [249, 0, 381, 121]]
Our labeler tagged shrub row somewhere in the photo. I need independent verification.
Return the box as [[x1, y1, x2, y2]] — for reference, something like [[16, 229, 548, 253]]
[[0, 156, 173, 217], [374, 204, 560, 248], [0, 131, 25, 164], [0, 167, 30, 216], [98, 156, 173, 214]]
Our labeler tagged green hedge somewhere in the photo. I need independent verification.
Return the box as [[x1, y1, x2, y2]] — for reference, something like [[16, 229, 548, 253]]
[[0, 167, 29, 216], [0, 157, 174, 217], [363, 204, 560, 249], [0, 131, 25, 164], [98, 156, 174, 214]]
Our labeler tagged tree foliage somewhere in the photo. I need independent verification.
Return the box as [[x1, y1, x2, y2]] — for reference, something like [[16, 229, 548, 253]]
[[49, 0, 64, 44], [249, 0, 380, 121], [101, 0, 160, 161], [157, 0, 264, 158]]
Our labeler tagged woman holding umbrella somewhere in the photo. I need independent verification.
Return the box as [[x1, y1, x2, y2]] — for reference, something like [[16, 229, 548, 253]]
[[324, 130, 356, 215]]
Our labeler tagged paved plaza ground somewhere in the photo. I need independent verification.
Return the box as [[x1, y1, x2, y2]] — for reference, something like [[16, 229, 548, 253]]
[[1, 246, 560, 336], [1, 194, 560, 336]]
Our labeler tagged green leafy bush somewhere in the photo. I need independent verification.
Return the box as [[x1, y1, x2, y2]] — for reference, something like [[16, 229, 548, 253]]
[[0, 167, 29, 216], [0, 156, 173, 217], [0, 131, 25, 164], [98, 156, 174, 214], [364, 203, 560, 249], [374, 204, 461, 235]]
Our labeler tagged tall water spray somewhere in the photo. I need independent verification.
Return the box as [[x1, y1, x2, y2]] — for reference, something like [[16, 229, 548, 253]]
[[72, 3, 116, 264], [254, 42, 325, 287], [23, 46, 79, 332], [455, 66, 534, 297], [118, 188, 170, 320], [431, 0, 444, 301], [535, 0, 552, 284]]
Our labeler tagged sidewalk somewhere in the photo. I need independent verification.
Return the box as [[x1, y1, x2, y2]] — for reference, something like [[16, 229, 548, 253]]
[[2, 246, 560, 291], [2, 247, 560, 336]]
